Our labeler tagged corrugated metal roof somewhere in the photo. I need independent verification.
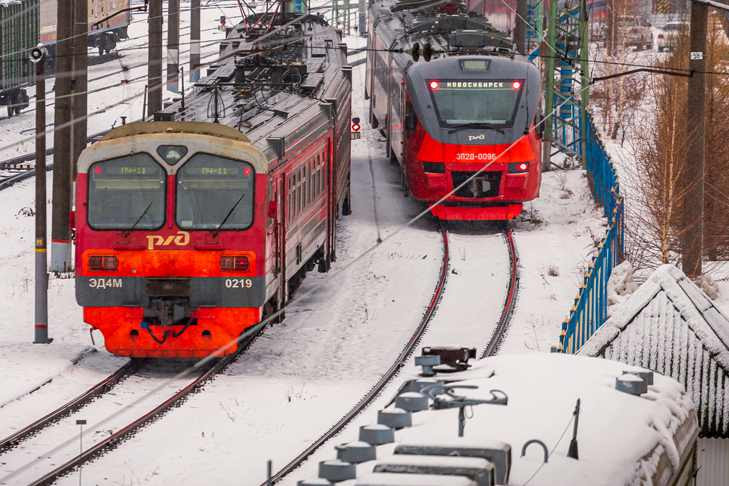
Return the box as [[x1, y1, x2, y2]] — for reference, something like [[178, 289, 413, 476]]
[[581, 264, 729, 438]]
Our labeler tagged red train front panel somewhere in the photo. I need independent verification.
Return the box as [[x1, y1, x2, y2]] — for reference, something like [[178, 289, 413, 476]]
[[74, 124, 270, 358], [371, 51, 543, 221], [402, 57, 542, 221]]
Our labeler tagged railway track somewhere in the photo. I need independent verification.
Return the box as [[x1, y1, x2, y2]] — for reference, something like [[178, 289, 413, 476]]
[[0, 329, 261, 486], [264, 225, 519, 484], [481, 227, 519, 357], [260, 227, 451, 485]]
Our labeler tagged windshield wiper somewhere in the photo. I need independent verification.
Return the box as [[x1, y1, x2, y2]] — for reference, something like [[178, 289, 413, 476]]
[[122, 200, 153, 237], [447, 123, 506, 134], [213, 192, 246, 236]]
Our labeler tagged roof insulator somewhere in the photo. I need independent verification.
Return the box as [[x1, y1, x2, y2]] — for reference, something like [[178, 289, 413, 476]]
[[623, 369, 654, 386], [378, 407, 413, 430], [359, 424, 395, 445], [336, 441, 377, 464], [395, 391, 429, 412], [318, 460, 356, 482], [615, 373, 648, 396]]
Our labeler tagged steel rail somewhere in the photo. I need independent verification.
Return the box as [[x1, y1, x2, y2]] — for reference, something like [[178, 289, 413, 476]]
[[26, 333, 259, 486], [0, 360, 141, 455], [262, 227, 451, 485], [481, 227, 520, 358]]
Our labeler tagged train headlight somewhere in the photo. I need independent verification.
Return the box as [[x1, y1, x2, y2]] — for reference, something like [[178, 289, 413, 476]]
[[221, 255, 250, 272], [423, 162, 445, 174], [88, 255, 118, 271], [508, 162, 529, 174], [157, 145, 188, 165]]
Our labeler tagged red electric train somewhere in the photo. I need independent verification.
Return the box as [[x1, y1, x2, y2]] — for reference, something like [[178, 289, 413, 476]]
[[366, 0, 542, 220], [74, 13, 352, 358]]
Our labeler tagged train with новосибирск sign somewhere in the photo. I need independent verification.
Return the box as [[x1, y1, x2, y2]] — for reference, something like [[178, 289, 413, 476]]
[[366, 0, 543, 221]]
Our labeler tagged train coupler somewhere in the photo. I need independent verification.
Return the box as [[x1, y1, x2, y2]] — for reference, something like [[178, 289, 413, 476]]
[[416, 347, 477, 376]]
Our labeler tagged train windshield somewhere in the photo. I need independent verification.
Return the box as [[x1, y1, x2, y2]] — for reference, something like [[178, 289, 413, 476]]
[[176, 154, 255, 230], [87, 154, 166, 230], [428, 80, 522, 126]]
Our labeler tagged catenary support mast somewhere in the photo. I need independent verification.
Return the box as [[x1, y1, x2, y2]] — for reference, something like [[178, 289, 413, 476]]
[[34, 50, 50, 344], [148, 0, 163, 116], [191, 0, 201, 82], [72, 0, 88, 179], [50, 0, 74, 272], [683, 1, 708, 277], [167, 0, 180, 93]]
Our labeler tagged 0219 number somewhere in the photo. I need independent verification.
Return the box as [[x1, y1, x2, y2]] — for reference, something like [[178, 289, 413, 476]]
[[225, 278, 253, 289]]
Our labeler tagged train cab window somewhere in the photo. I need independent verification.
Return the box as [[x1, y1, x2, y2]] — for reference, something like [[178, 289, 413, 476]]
[[176, 154, 255, 230], [428, 80, 521, 127], [87, 153, 166, 230]]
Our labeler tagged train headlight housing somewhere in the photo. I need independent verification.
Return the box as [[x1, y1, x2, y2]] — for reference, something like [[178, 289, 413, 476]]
[[221, 255, 250, 272], [88, 255, 118, 271], [508, 162, 529, 174], [423, 162, 445, 174], [157, 145, 188, 165]]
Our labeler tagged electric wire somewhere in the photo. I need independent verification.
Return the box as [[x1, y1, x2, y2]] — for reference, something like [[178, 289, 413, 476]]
[[522, 413, 575, 486], [0, 64, 595, 484], [0, 2, 243, 62]]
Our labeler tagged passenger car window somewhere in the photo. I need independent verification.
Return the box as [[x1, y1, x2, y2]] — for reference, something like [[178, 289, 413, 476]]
[[87, 153, 166, 230]]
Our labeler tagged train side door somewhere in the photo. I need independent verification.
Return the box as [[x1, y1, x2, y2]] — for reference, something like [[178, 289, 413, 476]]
[[277, 173, 287, 306]]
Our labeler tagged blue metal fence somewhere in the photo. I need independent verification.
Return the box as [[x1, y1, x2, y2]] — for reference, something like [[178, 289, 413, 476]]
[[558, 113, 625, 353]]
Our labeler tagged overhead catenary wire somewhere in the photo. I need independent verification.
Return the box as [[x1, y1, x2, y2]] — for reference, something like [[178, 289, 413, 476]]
[[0, 60, 596, 483], [0, 2, 244, 61]]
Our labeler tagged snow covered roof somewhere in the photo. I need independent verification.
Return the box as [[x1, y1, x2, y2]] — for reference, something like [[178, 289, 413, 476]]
[[299, 354, 698, 486], [580, 264, 729, 438]]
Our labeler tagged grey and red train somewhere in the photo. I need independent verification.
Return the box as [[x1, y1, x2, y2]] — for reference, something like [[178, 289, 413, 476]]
[[367, 0, 542, 220], [73, 11, 352, 358]]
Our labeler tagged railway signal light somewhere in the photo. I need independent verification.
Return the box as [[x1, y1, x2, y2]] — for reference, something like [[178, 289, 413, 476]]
[[29, 43, 47, 64], [351, 117, 361, 140]]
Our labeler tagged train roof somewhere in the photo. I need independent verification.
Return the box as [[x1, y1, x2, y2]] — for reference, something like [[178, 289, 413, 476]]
[[297, 353, 699, 486], [370, 0, 516, 69], [101, 121, 251, 143], [154, 14, 351, 165]]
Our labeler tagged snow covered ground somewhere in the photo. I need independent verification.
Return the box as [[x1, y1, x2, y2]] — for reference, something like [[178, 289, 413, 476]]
[[291, 353, 697, 486], [0, 25, 608, 486]]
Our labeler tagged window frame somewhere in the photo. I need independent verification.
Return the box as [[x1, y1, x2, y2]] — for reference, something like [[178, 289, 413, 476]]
[[427, 79, 524, 129], [174, 152, 257, 232], [86, 153, 167, 231]]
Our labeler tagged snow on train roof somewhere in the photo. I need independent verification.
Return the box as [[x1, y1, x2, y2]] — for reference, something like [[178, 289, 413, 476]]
[[299, 354, 698, 486]]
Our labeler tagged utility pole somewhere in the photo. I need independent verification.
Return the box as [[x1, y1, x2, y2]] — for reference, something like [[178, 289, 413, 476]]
[[515, 0, 528, 54], [148, 0, 163, 116], [190, 0, 201, 82], [344, 0, 351, 34], [358, 0, 365, 36], [683, 1, 708, 277], [579, 0, 590, 169], [72, 0, 88, 179], [31, 45, 50, 344], [51, 0, 74, 273], [542, 0, 557, 171], [167, 0, 181, 93]]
